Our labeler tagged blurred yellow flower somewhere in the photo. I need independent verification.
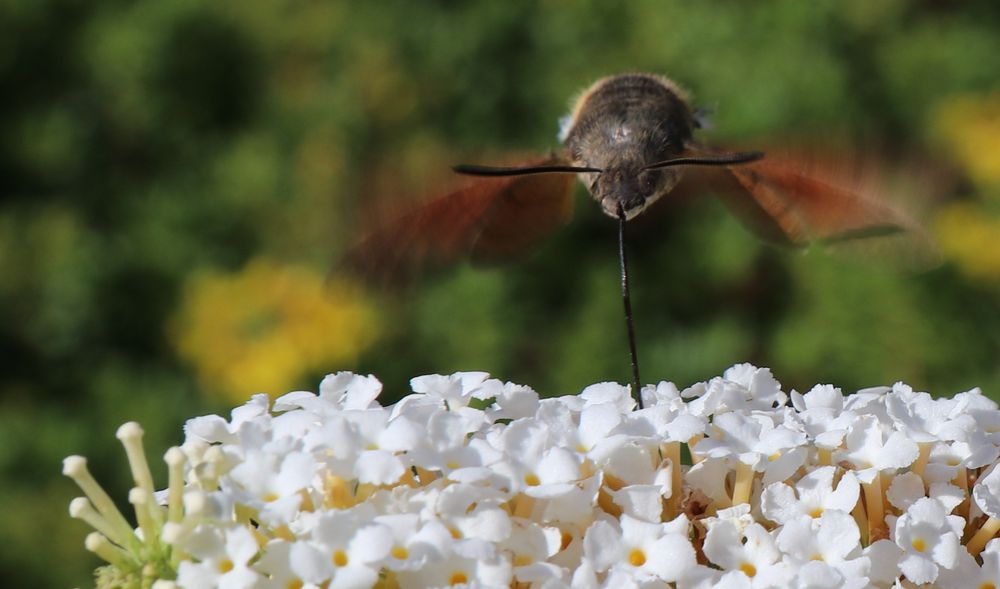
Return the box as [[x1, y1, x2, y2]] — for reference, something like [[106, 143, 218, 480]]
[[171, 258, 379, 403], [931, 91, 1000, 190], [934, 202, 1000, 284]]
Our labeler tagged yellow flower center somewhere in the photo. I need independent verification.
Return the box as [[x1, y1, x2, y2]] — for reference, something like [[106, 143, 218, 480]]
[[980, 583, 997, 589], [446, 460, 461, 469], [391, 546, 409, 560], [513, 554, 533, 567], [524, 472, 541, 486], [286, 580, 304, 589], [218, 559, 234, 573], [809, 507, 823, 518], [768, 452, 781, 462], [740, 562, 757, 577], [911, 538, 926, 553], [333, 550, 349, 567], [628, 549, 647, 567], [449, 571, 469, 585]]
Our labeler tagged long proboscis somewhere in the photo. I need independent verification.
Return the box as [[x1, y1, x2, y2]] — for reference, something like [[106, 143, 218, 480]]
[[454, 151, 764, 178]]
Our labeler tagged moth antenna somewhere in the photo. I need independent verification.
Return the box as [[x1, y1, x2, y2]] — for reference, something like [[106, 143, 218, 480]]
[[643, 151, 764, 171], [453, 163, 603, 177]]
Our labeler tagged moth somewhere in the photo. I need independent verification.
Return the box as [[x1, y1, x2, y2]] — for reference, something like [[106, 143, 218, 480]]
[[345, 72, 919, 404]]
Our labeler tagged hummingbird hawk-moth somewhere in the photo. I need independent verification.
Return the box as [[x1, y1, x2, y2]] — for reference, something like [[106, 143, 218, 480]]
[[344, 72, 921, 404]]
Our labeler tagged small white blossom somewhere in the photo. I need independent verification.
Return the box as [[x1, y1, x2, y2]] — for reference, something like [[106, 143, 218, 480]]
[[835, 415, 919, 483], [789, 384, 856, 449], [703, 518, 792, 586], [291, 510, 393, 588], [761, 466, 860, 524], [584, 514, 697, 583], [63, 366, 1000, 589], [174, 525, 262, 589], [973, 463, 1000, 518], [891, 497, 964, 584], [775, 511, 869, 589], [885, 382, 976, 444]]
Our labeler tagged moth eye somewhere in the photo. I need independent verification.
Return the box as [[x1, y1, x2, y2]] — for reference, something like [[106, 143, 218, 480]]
[[640, 171, 655, 191]]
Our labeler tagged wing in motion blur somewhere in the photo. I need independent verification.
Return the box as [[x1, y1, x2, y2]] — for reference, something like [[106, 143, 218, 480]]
[[342, 155, 576, 286], [678, 146, 934, 264]]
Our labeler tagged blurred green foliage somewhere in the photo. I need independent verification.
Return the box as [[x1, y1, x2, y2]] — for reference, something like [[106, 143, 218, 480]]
[[1, 0, 999, 586]]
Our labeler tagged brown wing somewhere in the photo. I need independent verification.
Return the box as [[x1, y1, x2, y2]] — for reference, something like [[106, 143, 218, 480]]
[[679, 146, 919, 248], [342, 155, 576, 286]]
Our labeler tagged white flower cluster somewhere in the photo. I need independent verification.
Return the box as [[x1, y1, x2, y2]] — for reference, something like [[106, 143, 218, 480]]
[[65, 364, 1000, 589]]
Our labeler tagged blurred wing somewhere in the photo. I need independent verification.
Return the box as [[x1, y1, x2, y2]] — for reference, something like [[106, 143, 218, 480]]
[[343, 155, 576, 286], [681, 146, 918, 248]]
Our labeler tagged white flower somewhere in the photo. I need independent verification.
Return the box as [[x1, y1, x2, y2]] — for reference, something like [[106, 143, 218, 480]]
[[955, 387, 1000, 447], [789, 384, 855, 449], [686, 457, 733, 507], [775, 511, 869, 589], [703, 504, 756, 534], [683, 364, 785, 417], [410, 371, 492, 408], [583, 514, 697, 583], [721, 364, 787, 409], [973, 463, 1000, 518], [490, 418, 584, 495], [374, 513, 436, 571], [626, 384, 707, 447], [703, 518, 792, 586], [253, 539, 317, 589], [484, 379, 540, 421], [609, 481, 671, 523], [934, 547, 996, 589], [890, 497, 964, 584], [290, 510, 392, 588], [433, 482, 512, 546], [641, 380, 685, 412], [174, 525, 262, 589], [834, 415, 919, 483], [318, 372, 382, 409], [394, 546, 512, 589], [225, 442, 314, 526], [407, 409, 501, 482], [924, 440, 984, 483], [184, 393, 271, 444], [885, 382, 976, 443], [303, 408, 413, 486], [695, 410, 807, 483], [761, 466, 860, 525], [861, 540, 902, 588], [593, 440, 659, 488], [536, 473, 603, 525], [579, 381, 635, 413], [66, 365, 1000, 589], [886, 471, 964, 513], [499, 517, 564, 583], [843, 386, 892, 424]]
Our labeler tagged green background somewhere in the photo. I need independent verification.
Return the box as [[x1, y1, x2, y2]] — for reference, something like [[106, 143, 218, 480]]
[[2, 0, 999, 586]]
